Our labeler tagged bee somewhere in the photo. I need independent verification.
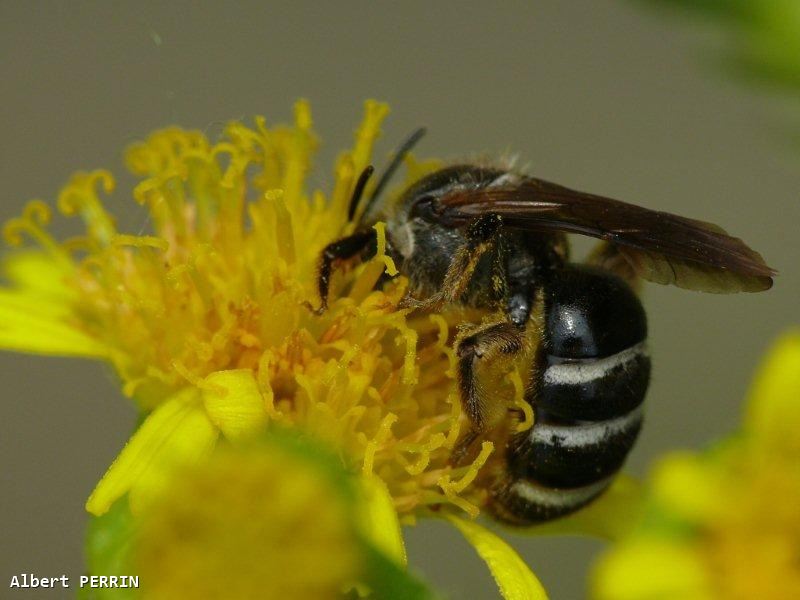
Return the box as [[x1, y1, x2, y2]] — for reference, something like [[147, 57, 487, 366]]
[[315, 130, 775, 523]]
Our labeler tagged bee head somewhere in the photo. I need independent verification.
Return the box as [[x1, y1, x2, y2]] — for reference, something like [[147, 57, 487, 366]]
[[388, 165, 508, 259]]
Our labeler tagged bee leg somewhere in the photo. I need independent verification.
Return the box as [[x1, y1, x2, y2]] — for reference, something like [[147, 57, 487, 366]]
[[505, 236, 567, 328], [504, 272, 535, 329], [449, 426, 483, 467], [585, 241, 641, 292], [490, 236, 510, 301], [312, 229, 377, 314], [401, 213, 503, 311], [455, 320, 523, 430]]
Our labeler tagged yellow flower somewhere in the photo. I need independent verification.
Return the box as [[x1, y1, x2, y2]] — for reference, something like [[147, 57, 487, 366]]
[[592, 331, 800, 600], [1, 100, 547, 598], [134, 437, 364, 600]]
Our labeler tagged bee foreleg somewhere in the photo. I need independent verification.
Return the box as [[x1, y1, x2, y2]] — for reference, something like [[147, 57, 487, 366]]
[[313, 229, 377, 314]]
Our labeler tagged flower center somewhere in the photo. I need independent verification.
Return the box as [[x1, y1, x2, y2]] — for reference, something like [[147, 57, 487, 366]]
[[4, 100, 497, 519]]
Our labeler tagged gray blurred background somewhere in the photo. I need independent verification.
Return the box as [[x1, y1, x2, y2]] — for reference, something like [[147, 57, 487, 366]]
[[1, 2, 798, 598]]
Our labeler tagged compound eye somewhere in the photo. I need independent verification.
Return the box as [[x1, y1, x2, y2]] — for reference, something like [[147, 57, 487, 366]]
[[409, 195, 437, 220]]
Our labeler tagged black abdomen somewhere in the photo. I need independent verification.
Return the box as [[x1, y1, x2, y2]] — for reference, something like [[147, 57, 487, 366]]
[[491, 266, 650, 523]]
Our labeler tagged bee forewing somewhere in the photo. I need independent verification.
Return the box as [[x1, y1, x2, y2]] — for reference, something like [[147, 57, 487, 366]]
[[440, 177, 775, 293]]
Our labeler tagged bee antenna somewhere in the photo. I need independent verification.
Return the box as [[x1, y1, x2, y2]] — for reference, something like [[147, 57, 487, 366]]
[[347, 165, 375, 222], [357, 126, 427, 223]]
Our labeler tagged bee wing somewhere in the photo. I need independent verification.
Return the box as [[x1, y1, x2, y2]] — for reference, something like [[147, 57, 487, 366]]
[[440, 177, 775, 293]]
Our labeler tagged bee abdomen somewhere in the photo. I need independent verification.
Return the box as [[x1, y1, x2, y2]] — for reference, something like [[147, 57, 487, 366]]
[[490, 265, 649, 523]]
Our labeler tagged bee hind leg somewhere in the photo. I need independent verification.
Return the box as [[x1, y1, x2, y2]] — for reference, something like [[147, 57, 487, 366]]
[[450, 321, 523, 465], [450, 426, 485, 467]]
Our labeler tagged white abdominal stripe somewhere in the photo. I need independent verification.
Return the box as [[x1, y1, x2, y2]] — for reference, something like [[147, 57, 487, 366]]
[[537, 341, 651, 422], [543, 342, 648, 386], [506, 406, 644, 490], [496, 410, 640, 519], [489, 474, 615, 523], [529, 407, 644, 450], [509, 476, 612, 510]]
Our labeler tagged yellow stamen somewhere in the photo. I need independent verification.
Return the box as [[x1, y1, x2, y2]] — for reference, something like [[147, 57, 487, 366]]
[[510, 368, 534, 432], [2, 100, 501, 523]]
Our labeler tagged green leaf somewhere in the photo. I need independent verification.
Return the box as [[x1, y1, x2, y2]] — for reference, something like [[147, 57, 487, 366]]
[[636, 0, 800, 91], [360, 544, 441, 600], [82, 498, 138, 600]]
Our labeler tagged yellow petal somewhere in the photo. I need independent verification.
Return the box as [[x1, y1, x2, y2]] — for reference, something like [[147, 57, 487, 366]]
[[2, 250, 73, 297], [0, 252, 105, 356], [357, 475, 407, 566], [86, 389, 218, 516], [0, 290, 107, 357], [201, 369, 268, 441], [592, 539, 712, 600], [745, 330, 800, 446], [650, 452, 724, 524], [445, 514, 548, 600]]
